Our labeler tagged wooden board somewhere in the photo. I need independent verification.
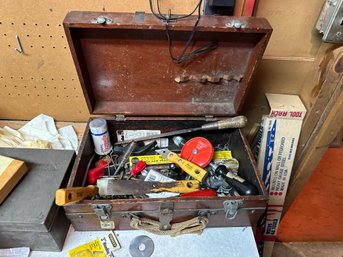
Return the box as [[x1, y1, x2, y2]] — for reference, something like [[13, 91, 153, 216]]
[[0, 155, 28, 204], [284, 90, 343, 213]]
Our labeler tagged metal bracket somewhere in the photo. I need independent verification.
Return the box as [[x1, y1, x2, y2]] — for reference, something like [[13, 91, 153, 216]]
[[225, 20, 246, 29], [91, 204, 115, 229], [223, 200, 243, 220], [90, 16, 113, 25], [115, 114, 126, 121], [159, 202, 174, 231]]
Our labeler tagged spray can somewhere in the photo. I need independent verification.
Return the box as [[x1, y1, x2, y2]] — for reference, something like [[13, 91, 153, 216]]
[[89, 118, 112, 155]]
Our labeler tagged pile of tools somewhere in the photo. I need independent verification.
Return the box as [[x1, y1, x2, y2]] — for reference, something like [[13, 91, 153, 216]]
[[56, 116, 257, 206]]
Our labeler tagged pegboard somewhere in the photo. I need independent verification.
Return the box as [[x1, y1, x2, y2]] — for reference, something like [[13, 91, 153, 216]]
[[0, 0, 201, 121]]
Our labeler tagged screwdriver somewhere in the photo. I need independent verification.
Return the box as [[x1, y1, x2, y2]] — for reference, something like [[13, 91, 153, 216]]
[[208, 162, 257, 195], [114, 116, 247, 145]]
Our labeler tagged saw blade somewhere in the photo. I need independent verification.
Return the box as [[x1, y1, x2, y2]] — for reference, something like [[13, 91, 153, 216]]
[[96, 178, 200, 196]]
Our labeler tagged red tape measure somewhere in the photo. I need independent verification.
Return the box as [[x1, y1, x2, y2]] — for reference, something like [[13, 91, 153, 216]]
[[180, 137, 214, 168]]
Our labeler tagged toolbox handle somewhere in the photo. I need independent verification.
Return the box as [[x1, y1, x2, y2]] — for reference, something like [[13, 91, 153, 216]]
[[130, 215, 208, 236]]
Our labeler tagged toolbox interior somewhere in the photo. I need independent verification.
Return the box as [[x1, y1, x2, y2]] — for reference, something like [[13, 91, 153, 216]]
[[69, 118, 265, 199]]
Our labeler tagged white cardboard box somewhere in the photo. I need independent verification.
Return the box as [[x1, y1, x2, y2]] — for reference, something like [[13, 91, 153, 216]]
[[257, 94, 306, 257]]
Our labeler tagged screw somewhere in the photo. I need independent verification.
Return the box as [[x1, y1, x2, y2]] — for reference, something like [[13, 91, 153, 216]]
[[336, 32, 342, 37]]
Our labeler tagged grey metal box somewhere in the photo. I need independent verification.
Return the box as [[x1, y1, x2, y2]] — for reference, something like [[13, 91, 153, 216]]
[[0, 148, 75, 251]]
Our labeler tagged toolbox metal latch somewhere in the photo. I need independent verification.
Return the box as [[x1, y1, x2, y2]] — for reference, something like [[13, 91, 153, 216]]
[[91, 204, 115, 229], [90, 16, 113, 25], [223, 200, 243, 220], [159, 202, 174, 231]]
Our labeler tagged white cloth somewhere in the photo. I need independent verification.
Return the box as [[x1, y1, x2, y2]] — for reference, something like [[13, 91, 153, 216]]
[[0, 114, 78, 151]]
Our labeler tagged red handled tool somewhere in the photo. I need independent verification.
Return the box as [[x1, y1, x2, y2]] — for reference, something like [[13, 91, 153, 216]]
[[181, 189, 217, 197], [130, 161, 147, 177], [88, 159, 109, 184]]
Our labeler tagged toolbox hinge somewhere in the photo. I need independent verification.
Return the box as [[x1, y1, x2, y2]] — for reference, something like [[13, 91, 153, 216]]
[[223, 200, 243, 220], [115, 114, 126, 121], [159, 202, 174, 231], [91, 204, 115, 229], [205, 115, 215, 121]]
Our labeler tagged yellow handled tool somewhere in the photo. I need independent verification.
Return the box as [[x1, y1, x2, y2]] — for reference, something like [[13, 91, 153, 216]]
[[56, 185, 98, 206], [155, 149, 208, 182]]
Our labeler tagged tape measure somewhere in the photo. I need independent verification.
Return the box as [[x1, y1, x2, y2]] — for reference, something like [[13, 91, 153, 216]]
[[130, 150, 233, 167], [181, 137, 214, 168]]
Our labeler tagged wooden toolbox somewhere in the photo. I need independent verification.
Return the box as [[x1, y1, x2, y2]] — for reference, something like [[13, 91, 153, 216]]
[[62, 11, 272, 232]]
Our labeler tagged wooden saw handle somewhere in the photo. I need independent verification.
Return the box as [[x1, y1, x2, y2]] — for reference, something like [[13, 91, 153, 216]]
[[166, 152, 208, 182], [55, 185, 98, 206]]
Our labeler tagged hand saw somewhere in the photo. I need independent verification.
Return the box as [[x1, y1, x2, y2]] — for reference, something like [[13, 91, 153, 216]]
[[55, 179, 199, 206]]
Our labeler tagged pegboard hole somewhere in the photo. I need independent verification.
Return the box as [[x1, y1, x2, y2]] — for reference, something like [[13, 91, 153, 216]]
[[64, 46, 67, 49], [47, 24, 50, 26], [58, 24, 62, 27], [4, 85, 7, 87], [41, 78, 44, 80], [24, 86, 27, 88], [3, 33, 7, 36], [61, 36, 64, 38], [11, 22, 14, 25], [31, 77, 34, 80], [50, 35, 53, 38], [44, 86, 47, 89], [41, 46, 44, 48], [35, 23, 38, 26], [8, 45, 11, 47], [56, 95, 59, 98], [30, 45, 33, 48], [52, 46, 55, 49], [34, 86, 37, 88], [8, 93, 11, 96], [21, 77, 23, 79], [17, 93, 20, 96], [14, 85, 17, 88], [54, 86, 57, 89], [23, 23, 26, 25], [64, 87, 67, 90], [51, 78, 54, 80], [38, 35, 41, 37], [26, 34, 30, 37], [10, 76, 13, 79]]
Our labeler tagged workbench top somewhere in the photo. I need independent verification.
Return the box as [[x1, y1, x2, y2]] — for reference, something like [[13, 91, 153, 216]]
[[31, 225, 260, 257]]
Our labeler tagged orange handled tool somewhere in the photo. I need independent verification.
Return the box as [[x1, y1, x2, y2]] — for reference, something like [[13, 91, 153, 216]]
[[55, 185, 98, 206]]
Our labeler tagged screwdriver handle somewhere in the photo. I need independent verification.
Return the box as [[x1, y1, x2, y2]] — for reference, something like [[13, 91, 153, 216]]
[[224, 173, 257, 196], [201, 116, 248, 131], [55, 185, 98, 206]]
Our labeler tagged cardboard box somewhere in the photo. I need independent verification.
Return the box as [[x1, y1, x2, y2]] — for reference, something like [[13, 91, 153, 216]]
[[256, 94, 306, 257]]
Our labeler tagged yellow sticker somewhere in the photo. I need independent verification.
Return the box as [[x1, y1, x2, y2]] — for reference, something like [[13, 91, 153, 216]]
[[213, 150, 232, 159], [68, 238, 105, 257]]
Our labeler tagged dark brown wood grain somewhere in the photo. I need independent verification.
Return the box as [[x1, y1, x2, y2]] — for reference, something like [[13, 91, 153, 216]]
[[64, 12, 272, 117]]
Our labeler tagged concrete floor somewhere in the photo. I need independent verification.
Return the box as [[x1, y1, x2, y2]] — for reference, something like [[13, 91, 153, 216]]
[[272, 242, 343, 257]]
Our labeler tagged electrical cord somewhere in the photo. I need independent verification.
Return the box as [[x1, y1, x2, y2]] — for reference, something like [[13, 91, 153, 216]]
[[149, 0, 218, 64]]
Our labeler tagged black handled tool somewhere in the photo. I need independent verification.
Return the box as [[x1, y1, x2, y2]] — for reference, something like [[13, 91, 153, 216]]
[[114, 116, 248, 145], [209, 162, 257, 195]]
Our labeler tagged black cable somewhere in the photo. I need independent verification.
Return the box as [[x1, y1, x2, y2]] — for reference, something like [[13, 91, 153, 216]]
[[149, 0, 218, 64]]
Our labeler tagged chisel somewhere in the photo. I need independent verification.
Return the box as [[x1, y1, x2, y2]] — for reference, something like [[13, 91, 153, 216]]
[[114, 116, 247, 145]]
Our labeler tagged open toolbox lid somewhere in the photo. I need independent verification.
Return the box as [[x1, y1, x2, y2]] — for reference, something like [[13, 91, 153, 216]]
[[64, 11, 272, 117]]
